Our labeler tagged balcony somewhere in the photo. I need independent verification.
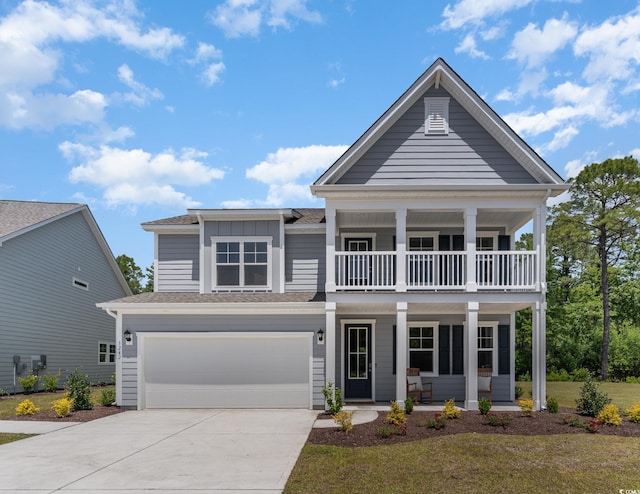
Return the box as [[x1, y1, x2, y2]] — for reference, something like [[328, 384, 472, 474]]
[[334, 251, 538, 291]]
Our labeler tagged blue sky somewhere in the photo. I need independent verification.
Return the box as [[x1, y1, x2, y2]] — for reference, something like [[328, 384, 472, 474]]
[[1, 0, 639, 272]]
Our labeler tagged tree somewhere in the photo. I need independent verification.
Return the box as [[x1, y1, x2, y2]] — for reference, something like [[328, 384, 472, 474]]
[[116, 254, 145, 294], [561, 156, 640, 379], [143, 264, 154, 292]]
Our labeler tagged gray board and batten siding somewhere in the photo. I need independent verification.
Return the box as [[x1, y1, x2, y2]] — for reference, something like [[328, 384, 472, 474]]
[[0, 211, 129, 393], [336, 87, 538, 186], [119, 313, 326, 408]]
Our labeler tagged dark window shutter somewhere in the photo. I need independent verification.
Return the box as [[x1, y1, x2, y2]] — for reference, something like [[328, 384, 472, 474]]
[[452, 325, 464, 374], [439, 235, 450, 251], [392, 325, 396, 375], [498, 324, 510, 375], [438, 325, 450, 374], [498, 235, 511, 250], [452, 235, 464, 251]]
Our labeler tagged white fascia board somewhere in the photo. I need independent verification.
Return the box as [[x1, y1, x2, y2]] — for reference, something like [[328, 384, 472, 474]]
[[97, 302, 326, 315], [187, 208, 299, 221], [141, 224, 199, 233], [284, 224, 326, 234]]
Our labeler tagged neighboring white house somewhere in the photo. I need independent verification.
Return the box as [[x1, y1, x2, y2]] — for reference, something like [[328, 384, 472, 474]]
[[99, 58, 567, 411], [0, 200, 131, 393]]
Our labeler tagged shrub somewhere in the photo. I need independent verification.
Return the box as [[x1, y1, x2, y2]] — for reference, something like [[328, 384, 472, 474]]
[[98, 388, 116, 406], [625, 376, 640, 384], [425, 413, 446, 430], [478, 397, 491, 415], [624, 403, 640, 423], [332, 411, 353, 432], [376, 424, 406, 438], [322, 381, 344, 415], [15, 399, 39, 415], [546, 396, 559, 414], [65, 369, 93, 411], [514, 384, 524, 400], [586, 419, 603, 434], [443, 398, 460, 419], [18, 371, 40, 394], [597, 404, 622, 426], [571, 368, 589, 382], [52, 397, 74, 418], [0, 387, 6, 397], [519, 398, 535, 417], [484, 413, 511, 428], [387, 401, 407, 425], [575, 375, 610, 416], [547, 369, 571, 382], [404, 397, 414, 415], [41, 371, 62, 392]]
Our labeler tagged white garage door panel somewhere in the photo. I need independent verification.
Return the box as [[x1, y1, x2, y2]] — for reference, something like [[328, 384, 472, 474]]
[[141, 333, 312, 409]]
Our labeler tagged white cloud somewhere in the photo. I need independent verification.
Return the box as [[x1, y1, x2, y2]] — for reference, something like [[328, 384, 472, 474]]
[[245, 144, 347, 206], [190, 42, 226, 86], [0, 0, 184, 130], [328, 77, 346, 88], [61, 142, 225, 209], [508, 16, 577, 68], [203, 62, 226, 86], [115, 64, 163, 106], [541, 125, 579, 153], [454, 34, 490, 59], [440, 0, 534, 30], [209, 0, 322, 38], [194, 42, 223, 62]]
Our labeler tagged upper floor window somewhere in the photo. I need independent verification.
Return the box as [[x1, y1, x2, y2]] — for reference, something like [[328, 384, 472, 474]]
[[213, 237, 271, 290], [424, 97, 450, 135]]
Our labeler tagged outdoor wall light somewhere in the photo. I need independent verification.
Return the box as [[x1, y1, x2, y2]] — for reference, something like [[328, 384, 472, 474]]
[[317, 329, 325, 345], [124, 330, 132, 344]]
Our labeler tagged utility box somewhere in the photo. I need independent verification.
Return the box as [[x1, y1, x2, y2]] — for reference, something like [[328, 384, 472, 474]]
[[31, 355, 46, 371]]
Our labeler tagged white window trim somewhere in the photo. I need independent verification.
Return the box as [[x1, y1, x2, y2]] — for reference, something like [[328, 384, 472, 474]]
[[211, 236, 273, 291], [408, 321, 439, 377], [407, 232, 439, 250], [424, 97, 450, 135], [340, 232, 377, 251], [98, 341, 116, 365], [476, 231, 499, 250], [478, 321, 499, 376]]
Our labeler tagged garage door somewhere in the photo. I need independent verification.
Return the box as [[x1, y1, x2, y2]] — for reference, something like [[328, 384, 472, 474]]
[[140, 332, 312, 409]]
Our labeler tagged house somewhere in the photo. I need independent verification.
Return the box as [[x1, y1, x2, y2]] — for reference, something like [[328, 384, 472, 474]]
[[98, 59, 567, 411], [0, 200, 131, 393]]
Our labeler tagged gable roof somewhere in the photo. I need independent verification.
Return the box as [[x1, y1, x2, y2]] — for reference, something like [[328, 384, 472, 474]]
[[0, 200, 131, 295], [313, 58, 566, 193]]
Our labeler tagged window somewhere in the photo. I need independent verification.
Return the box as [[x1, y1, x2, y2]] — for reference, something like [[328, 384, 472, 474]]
[[424, 97, 449, 135], [408, 322, 438, 374], [98, 342, 116, 364], [478, 323, 498, 373], [214, 237, 271, 289]]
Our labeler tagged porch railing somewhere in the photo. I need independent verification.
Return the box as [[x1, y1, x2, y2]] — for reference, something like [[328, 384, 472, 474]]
[[334, 251, 538, 291]]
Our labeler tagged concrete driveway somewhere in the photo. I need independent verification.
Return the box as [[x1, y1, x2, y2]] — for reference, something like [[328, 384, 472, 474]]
[[0, 409, 318, 493]]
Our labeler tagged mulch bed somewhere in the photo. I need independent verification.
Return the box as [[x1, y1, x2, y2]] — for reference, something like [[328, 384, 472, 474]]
[[309, 407, 640, 447]]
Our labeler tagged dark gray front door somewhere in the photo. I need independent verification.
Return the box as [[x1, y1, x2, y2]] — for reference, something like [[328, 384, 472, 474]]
[[344, 324, 372, 399]]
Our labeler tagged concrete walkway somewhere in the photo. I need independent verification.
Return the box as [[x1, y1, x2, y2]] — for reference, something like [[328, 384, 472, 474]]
[[0, 409, 318, 493]]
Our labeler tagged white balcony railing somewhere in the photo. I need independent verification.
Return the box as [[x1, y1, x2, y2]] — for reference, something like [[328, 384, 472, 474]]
[[334, 251, 538, 291]]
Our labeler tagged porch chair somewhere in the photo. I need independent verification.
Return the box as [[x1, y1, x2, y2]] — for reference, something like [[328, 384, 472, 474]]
[[406, 368, 433, 404], [477, 368, 493, 403]]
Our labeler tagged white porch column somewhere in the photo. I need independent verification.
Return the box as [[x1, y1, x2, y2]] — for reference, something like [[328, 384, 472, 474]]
[[325, 206, 336, 292], [465, 301, 479, 410], [396, 208, 407, 292], [465, 208, 477, 292], [531, 300, 546, 410], [325, 302, 336, 396], [395, 302, 408, 402], [114, 311, 123, 406], [533, 205, 547, 292]]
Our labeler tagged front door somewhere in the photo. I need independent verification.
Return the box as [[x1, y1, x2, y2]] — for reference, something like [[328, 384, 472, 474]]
[[344, 324, 372, 399]]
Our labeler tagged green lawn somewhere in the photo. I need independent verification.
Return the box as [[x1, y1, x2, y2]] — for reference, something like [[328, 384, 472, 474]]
[[0, 433, 36, 446], [285, 381, 640, 494], [518, 381, 640, 410]]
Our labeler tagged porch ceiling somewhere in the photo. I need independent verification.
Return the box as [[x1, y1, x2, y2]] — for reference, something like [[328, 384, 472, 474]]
[[335, 300, 533, 316]]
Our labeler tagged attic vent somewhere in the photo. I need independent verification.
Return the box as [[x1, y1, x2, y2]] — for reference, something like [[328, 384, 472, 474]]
[[425, 97, 450, 135], [72, 277, 89, 291]]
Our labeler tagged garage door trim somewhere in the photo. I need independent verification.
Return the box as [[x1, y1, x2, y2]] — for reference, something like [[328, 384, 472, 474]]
[[138, 331, 314, 410]]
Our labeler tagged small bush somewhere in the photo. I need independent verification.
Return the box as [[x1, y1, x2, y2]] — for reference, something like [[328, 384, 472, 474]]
[[625, 376, 640, 384], [425, 413, 446, 430], [586, 419, 603, 433], [332, 411, 353, 432], [322, 381, 344, 415], [52, 397, 74, 418], [15, 399, 39, 416], [624, 403, 640, 423], [98, 388, 116, 406], [18, 371, 40, 394], [546, 396, 559, 414], [597, 404, 622, 426], [563, 415, 586, 428], [376, 424, 406, 438], [65, 369, 93, 411], [519, 398, 535, 416], [478, 397, 491, 415], [41, 371, 62, 393], [575, 375, 610, 416], [484, 413, 510, 428], [404, 397, 414, 415], [387, 401, 407, 425], [443, 398, 460, 419], [571, 368, 589, 382], [547, 369, 571, 382], [514, 385, 524, 400]]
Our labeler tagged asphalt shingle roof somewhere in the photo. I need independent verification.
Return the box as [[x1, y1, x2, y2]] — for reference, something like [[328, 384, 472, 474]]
[[0, 200, 82, 239], [102, 291, 325, 304], [142, 208, 325, 227]]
